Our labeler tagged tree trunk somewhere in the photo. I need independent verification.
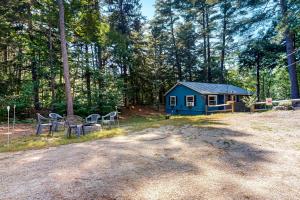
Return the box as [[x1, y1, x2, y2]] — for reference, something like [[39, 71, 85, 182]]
[[28, 1, 40, 110], [280, 0, 299, 99], [16, 47, 23, 94], [58, 0, 74, 115], [170, 15, 182, 81], [206, 6, 212, 83], [85, 45, 92, 107], [256, 55, 260, 102], [202, 8, 207, 82], [48, 22, 56, 111], [220, 0, 227, 83]]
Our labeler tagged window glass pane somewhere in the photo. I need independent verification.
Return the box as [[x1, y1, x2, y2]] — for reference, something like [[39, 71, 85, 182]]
[[208, 96, 217, 105], [170, 96, 176, 106], [187, 96, 194, 102], [209, 96, 215, 101]]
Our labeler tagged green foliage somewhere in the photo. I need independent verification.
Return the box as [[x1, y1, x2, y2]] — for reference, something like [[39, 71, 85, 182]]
[[242, 95, 257, 109], [98, 72, 124, 114], [0, 0, 300, 121], [0, 82, 34, 120], [271, 66, 291, 99], [278, 100, 292, 108]]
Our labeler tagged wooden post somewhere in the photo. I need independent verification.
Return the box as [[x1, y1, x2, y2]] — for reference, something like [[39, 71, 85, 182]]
[[205, 105, 208, 115], [250, 105, 255, 112], [232, 102, 235, 113]]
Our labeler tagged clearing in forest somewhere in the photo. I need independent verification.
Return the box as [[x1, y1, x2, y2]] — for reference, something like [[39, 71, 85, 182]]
[[0, 111, 300, 200]]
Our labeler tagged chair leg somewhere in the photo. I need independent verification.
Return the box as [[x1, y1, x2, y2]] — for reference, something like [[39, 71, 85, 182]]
[[54, 123, 58, 132], [51, 125, 53, 136], [36, 124, 41, 135], [49, 125, 52, 135], [67, 127, 71, 138], [82, 126, 85, 136]]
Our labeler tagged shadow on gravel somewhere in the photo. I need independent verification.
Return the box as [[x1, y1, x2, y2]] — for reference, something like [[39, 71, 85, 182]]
[[0, 121, 274, 200]]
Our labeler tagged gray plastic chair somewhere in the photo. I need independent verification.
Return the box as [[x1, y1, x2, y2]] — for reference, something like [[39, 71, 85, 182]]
[[65, 115, 84, 137], [85, 114, 100, 125], [49, 113, 65, 131], [101, 111, 118, 128], [36, 113, 53, 135]]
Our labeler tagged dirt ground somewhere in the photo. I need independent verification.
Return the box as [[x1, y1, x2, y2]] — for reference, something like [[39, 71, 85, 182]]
[[0, 111, 300, 200], [0, 124, 35, 143]]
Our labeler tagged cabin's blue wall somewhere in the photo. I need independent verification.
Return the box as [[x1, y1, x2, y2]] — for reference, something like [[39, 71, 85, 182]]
[[165, 84, 246, 115], [165, 85, 206, 115]]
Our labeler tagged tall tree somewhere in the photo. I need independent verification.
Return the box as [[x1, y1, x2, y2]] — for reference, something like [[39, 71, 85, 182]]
[[279, 0, 299, 99], [28, 0, 40, 110], [58, 0, 74, 115], [155, 0, 182, 81]]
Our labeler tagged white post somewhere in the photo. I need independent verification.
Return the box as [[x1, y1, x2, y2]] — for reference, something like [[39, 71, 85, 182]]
[[7, 106, 10, 147]]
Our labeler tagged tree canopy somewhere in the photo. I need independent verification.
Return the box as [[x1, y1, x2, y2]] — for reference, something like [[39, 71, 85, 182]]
[[0, 0, 299, 118]]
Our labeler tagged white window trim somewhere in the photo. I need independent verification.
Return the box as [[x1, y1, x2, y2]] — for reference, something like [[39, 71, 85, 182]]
[[170, 96, 176, 106], [186, 95, 195, 107], [208, 95, 218, 106]]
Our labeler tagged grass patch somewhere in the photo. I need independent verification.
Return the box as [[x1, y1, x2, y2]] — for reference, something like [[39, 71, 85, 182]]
[[121, 114, 227, 131], [0, 128, 125, 153], [0, 113, 229, 153]]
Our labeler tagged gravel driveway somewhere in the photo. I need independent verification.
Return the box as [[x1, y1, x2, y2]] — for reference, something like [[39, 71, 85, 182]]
[[1, 111, 300, 200]]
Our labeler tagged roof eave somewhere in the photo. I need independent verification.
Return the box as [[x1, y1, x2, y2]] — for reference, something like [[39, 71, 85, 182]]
[[164, 82, 182, 96]]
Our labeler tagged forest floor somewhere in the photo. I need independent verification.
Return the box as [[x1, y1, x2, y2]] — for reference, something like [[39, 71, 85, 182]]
[[0, 111, 300, 199]]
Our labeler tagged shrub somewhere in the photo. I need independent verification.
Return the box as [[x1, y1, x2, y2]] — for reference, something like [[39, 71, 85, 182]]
[[278, 100, 293, 110], [242, 95, 257, 109]]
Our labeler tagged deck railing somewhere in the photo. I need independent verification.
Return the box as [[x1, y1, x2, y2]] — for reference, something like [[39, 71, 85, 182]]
[[251, 99, 300, 112], [205, 101, 235, 114]]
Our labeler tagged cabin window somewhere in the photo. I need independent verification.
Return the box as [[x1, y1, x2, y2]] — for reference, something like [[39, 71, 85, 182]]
[[225, 95, 236, 103], [208, 95, 217, 106], [231, 95, 236, 102], [170, 96, 176, 106], [186, 95, 195, 107]]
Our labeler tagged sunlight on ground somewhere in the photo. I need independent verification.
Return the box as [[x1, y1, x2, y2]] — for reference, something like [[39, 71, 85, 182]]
[[1, 111, 292, 153], [0, 128, 125, 153], [0, 113, 229, 153]]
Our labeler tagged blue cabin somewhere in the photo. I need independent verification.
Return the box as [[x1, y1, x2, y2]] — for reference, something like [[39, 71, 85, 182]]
[[165, 82, 251, 115]]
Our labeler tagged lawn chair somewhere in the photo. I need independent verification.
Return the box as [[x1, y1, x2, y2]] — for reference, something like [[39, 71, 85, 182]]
[[101, 111, 118, 128], [65, 115, 84, 138], [49, 113, 65, 131], [85, 114, 101, 125], [36, 113, 53, 136]]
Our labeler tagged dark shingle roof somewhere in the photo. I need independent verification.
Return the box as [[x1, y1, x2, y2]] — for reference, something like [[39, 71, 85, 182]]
[[166, 82, 251, 95]]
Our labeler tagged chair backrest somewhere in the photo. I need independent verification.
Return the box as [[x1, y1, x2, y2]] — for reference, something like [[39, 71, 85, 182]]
[[37, 113, 48, 123], [49, 113, 63, 119], [66, 115, 83, 126], [109, 112, 117, 121], [87, 114, 100, 123]]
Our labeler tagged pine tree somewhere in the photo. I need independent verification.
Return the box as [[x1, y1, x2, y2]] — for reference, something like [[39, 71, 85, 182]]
[[58, 0, 74, 115]]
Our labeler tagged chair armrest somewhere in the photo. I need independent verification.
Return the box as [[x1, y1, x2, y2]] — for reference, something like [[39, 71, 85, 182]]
[[102, 113, 111, 120]]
